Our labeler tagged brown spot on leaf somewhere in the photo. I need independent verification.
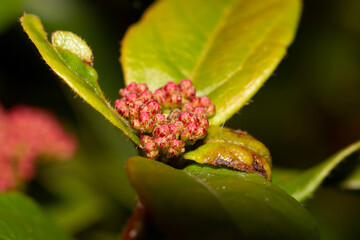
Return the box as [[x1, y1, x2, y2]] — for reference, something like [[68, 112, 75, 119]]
[[212, 153, 268, 180]]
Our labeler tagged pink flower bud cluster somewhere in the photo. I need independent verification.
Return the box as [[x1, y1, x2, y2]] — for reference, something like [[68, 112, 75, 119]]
[[115, 79, 216, 159], [0, 105, 77, 192]]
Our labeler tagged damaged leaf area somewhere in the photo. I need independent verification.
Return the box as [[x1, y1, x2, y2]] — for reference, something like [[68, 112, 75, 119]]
[[184, 126, 272, 180]]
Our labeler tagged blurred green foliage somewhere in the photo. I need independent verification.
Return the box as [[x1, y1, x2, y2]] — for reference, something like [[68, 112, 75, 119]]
[[0, 0, 359, 239]]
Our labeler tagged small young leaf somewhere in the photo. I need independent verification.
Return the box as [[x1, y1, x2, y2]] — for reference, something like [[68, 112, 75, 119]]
[[184, 125, 272, 180], [20, 14, 140, 145], [121, 0, 302, 125], [0, 192, 73, 240], [52, 31, 94, 66], [126, 157, 319, 240], [274, 140, 360, 202]]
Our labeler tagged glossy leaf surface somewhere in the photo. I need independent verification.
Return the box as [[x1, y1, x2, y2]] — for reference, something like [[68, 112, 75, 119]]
[[20, 14, 140, 145], [184, 126, 272, 180], [126, 156, 319, 240], [274, 140, 360, 202], [122, 0, 302, 125], [0, 192, 73, 240]]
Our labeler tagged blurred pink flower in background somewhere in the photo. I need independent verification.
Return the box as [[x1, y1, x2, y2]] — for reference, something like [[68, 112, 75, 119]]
[[0, 104, 77, 192]]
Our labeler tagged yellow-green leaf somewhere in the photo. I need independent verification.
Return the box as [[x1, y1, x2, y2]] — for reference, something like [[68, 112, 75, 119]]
[[121, 0, 302, 125], [184, 126, 272, 180]]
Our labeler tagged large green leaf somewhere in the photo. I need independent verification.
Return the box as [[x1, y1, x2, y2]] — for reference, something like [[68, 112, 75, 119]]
[[0, 192, 73, 240], [274, 140, 360, 202], [183, 125, 272, 180], [126, 156, 319, 240], [20, 14, 140, 145], [121, 0, 301, 125]]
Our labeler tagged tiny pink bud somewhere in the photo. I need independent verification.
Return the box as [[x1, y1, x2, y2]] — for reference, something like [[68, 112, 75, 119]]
[[179, 111, 192, 124], [115, 99, 129, 117], [126, 93, 138, 103], [179, 79, 196, 99], [140, 90, 154, 103], [207, 104, 216, 117], [187, 122, 198, 135], [164, 82, 179, 93], [190, 116, 200, 125], [167, 148, 177, 158], [153, 113, 166, 126], [147, 150, 159, 159], [153, 124, 170, 138], [182, 103, 194, 112], [154, 88, 166, 105], [131, 119, 141, 130], [180, 128, 191, 141], [139, 105, 150, 114], [144, 142, 157, 152], [191, 97, 201, 106], [199, 96, 211, 106], [129, 104, 140, 119], [169, 94, 182, 107], [166, 133, 177, 141], [155, 137, 170, 151], [171, 139, 185, 151], [144, 119, 154, 133], [127, 82, 138, 92], [199, 117, 209, 128], [147, 101, 161, 115], [196, 127, 207, 139], [193, 106, 206, 116], [136, 83, 148, 94], [139, 112, 150, 124], [140, 135, 154, 146]]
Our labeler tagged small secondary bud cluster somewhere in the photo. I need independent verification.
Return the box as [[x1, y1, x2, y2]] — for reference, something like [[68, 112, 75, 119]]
[[115, 79, 216, 159]]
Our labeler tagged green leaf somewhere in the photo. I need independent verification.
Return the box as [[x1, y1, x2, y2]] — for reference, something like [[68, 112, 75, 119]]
[[0, 192, 73, 240], [126, 157, 319, 240], [121, 0, 302, 125], [274, 140, 360, 202], [20, 14, 140, 145], [184, 126, 272, 180], [340, 163, 360, 190]]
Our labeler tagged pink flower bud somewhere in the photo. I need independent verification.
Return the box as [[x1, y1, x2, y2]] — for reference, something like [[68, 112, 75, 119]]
[[147, 150, 159, 159], [199, 117, 209, 128], [140, 135, 154, 146], [179, 111, 192, 124], [171, 139, 185, 151], [153, 124, 170, 138], [193, 106, 206, 116], [169, 94, 182, 107], [131, 119, 141, 130], [140, 90, 154, 103], [207, 104, 216, 117], [153, 113, 166, 126], [147, 101, 161, 115], [155, 137, 170, 151], [199, 96, 211, 106], [180, 128, 191, 141], [191, 97, 201, 106], [187, 123, 198, 135], [136, 83, 148, 94], [179, 79, 196, 99], [167, 148, 177, 158], [139, 112, 151, 124], [164, 82, 179, 93], [154, 88, 166, 105], [144, 142, 157, 152], [144, 119, 154, 133], [129, 104, 140, 119], [115, 99, 129, 118], [126, 93, 139, 103], [139, 105, 150, 114], [196, 127, 207, 139], [182, 103, 193, 112]]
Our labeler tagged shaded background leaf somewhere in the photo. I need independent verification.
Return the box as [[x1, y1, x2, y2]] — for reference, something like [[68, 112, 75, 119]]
[[0, 192, 73, 240], [273, 141, 360, 202]]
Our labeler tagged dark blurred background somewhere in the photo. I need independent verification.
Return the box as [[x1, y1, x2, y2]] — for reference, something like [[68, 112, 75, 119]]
[[0, 0, 359, 239]]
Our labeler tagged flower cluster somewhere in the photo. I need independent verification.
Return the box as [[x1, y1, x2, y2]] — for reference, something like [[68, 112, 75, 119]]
[[115, 79, 215, 159], [0, 105, 77, 192]]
